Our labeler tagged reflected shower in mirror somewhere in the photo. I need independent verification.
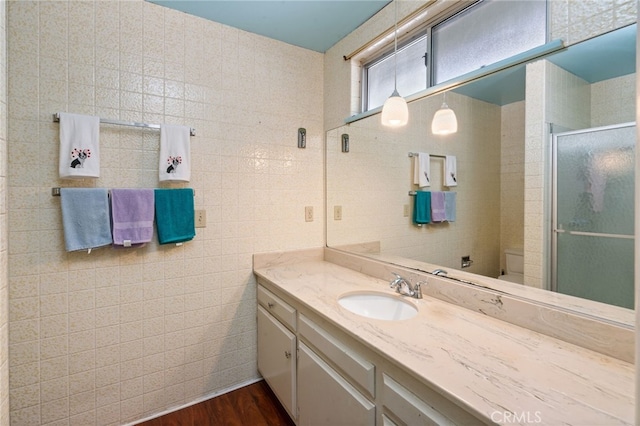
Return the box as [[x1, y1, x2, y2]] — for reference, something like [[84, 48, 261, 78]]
[[326, 24, 636, 310]]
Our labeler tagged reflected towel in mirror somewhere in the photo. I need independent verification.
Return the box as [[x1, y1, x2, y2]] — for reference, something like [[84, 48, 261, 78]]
[[431, 191, 446, 222], [413, 191, 431, 224], [444, 155, 457, 187], [413, 152, 431, 187], [444, 192, 456, 221]]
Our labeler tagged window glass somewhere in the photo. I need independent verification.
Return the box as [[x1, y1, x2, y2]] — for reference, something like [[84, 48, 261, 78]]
[[432, 0, 547, 84], [366, 36, 428, 111], [361, 0, 547, 112]]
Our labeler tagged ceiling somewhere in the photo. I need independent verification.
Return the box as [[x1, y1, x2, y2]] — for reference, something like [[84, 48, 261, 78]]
[[146, 0, 391, 53]]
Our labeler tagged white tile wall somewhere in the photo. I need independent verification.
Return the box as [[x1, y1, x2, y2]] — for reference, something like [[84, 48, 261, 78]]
[[591, 74, 636, 126], [7, 1, 323, 424], [500, 101, 525, 272], [1, 0, 9, 424]]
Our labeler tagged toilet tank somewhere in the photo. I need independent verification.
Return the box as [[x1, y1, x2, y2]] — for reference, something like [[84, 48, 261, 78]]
[[505, 248, 524, 275]]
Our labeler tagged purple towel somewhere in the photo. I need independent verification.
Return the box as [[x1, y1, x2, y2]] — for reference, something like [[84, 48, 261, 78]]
[[431, 191, 446, 222], [110, 189, 155, 246]]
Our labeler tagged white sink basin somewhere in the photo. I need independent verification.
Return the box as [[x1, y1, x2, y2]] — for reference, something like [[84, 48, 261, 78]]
[[338, 291, 418, 321]]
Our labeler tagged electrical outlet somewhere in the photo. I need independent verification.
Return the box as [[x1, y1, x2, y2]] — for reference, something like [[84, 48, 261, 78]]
[[305, 206, 314, 222], [195, 209, 207, 228], [334, 205, 342, 221], [403, 204, 410, 217]]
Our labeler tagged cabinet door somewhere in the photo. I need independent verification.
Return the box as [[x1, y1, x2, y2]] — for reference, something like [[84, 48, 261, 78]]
[[298, 342, 375, 426], [257, 305, 296, 419]]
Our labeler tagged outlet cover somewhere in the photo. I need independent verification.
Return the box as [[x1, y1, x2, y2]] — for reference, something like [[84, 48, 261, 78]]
[[403, 204, 410, 217], [305, 206, 314, 222], [334, 205, 342, 221], [195, 210, 207, 228]]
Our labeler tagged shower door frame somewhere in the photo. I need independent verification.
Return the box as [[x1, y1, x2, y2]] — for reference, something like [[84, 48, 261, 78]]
[[550, 121, 636, 293]]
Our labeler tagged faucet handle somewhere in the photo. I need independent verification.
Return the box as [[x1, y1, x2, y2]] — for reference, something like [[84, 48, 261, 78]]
[[413, 280, 427, 299]]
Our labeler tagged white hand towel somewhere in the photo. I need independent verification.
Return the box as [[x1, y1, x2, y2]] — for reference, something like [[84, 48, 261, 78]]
[[413, 153, 431, 188], [159, 124, 191, 182], [444, 155, 458, 187], [59, 113, 100, 179]]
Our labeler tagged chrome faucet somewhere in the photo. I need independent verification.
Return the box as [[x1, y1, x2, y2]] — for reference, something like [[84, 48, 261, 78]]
[[389, 273, 423, 299], [432, 269, 448, 276]]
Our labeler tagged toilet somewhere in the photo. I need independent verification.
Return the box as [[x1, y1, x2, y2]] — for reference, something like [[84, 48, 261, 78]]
[[498, 248, 524, 284]]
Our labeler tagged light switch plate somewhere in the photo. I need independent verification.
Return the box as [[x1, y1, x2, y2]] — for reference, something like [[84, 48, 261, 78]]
[[305, 206, 314, 222], [195, 210, 207, 228]]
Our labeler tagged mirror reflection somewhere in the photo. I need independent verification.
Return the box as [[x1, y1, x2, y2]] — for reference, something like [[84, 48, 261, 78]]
[[326, 24, 636, 310]]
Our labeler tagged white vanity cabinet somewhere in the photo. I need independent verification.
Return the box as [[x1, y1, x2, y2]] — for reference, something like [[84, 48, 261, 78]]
[[257, 286, 297, 420], [257, 280, 482, 426]]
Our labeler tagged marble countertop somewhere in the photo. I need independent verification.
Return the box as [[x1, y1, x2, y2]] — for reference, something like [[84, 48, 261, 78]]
[[254, 257, 634, 425]]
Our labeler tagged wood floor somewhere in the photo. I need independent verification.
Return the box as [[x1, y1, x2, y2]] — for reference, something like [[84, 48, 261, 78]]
[[137, 381, 295, 426]]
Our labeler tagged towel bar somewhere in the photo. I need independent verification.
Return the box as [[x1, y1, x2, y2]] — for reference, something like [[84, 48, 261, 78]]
[[52, 187, 195, 196], [408, 152, 446, 159], [53, 113, 196, 136]]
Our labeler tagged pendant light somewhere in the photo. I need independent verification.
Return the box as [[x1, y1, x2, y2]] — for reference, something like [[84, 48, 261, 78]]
[[381, 0, 408, 128], [431, 92, 457, 135]]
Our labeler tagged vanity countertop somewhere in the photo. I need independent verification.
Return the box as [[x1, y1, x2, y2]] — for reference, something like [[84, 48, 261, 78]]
[[254, 257, 634, 425]]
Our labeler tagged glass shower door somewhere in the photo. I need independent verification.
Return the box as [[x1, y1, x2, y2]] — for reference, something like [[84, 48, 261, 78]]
[[552, 123, 635, 309]]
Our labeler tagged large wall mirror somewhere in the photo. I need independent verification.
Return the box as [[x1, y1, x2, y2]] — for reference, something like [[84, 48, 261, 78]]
[[326, 24, 636, 319]]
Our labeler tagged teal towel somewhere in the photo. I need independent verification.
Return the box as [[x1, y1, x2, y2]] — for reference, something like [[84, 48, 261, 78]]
[[413, 191, 431, 224], [154, 188, 195, 245], [444, 192, 456, 222], [60, 188, 113, 252]]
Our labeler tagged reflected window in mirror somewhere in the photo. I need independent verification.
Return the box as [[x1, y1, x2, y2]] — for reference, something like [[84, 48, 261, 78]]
[[361, 0, 547, 112]]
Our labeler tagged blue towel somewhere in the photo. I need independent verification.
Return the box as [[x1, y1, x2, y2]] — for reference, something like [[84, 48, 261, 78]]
[[431, 191, 446, 222], [413, 191, 431, 224], [154, 188, 195, 245], [60, 188, 113, 252], [444, 192, 456, 222]]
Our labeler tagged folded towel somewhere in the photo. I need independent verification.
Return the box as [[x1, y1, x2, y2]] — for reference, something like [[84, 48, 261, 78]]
[[59, 113, 101, 179], [154, 188, 195, 245], [60, 188, 112, 252], [413, 191, 431, 225], [413, 153, 431, 188], [110, 189, 155, 247], [444, 192, 456, 222], [431, 191, 446, 222], [444, 155, 457, 187], [159, 124, 191, 182]]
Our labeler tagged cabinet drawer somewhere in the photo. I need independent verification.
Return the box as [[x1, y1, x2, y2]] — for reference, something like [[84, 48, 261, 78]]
[[383, 374, 455, 426], [299, 314, 375, 398], [258, 285, 296, 331]]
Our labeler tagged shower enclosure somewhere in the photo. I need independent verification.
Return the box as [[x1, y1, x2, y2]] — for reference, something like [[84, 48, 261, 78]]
[[552, 123, 635, 309]]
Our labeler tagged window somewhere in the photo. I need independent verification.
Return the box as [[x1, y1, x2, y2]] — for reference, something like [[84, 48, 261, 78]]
[[364, 34, 428, 111], [362, 0, 547, 112]]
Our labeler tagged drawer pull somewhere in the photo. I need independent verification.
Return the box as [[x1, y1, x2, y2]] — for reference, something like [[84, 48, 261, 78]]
[[267, 302, 275, 308], [284, 350, 291, 359]]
